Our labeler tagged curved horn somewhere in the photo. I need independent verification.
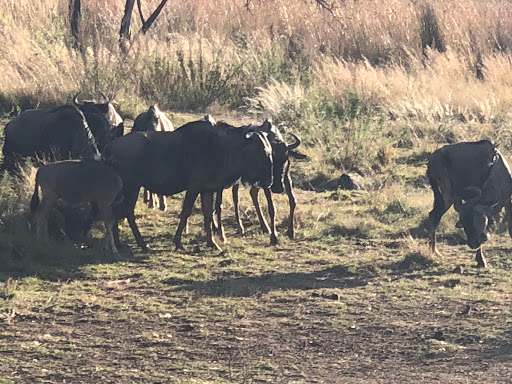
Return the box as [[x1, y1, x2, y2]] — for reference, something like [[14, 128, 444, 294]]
[[73, 91, 81, 106], [287, 133, 301, 150], [99, 91, 109, 103], [463, 186, 482, 206]]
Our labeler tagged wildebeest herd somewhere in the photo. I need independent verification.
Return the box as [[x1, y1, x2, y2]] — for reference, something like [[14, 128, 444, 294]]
[[2, 92, 512, 268]]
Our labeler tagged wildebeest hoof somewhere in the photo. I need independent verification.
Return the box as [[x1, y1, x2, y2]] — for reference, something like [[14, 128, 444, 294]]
[[270, 235, 278, 246], [476, 260, 487, 268], [287, 230, 294, 239], [207, 241, 223, 252]]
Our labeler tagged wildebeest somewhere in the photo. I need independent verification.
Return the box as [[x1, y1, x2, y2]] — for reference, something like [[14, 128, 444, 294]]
[[427, 140, 512, 267], [213, 120, 306, 245], [131, 105, 174, 211], [107, 119, 273, 252], [1, 92, 124, 175], [30, 159, 123, 254]]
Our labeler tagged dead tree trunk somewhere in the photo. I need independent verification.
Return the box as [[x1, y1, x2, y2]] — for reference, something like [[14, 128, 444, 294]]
[[70, 0, 82, 51], [119, 0, 136, 52]]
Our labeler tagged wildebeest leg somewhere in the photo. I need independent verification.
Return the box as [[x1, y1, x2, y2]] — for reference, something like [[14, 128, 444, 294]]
[[201, 192, 222, 251], [428, 184, 452, 256], [158, 195, 167, 212], [98, 203, 118, 254], [284, 171, 296, 239], [143, 188, 150, 204], [213, 190, 226, 243], [147, 191, 155, 209], [113, 221, 122, 248], [124, 185, 148, 251], [263, 187, 278, 245], [174, 190, 199, 251], [232, 184, 244, 235], [505, 199, 512, 239], [250, 187, 271, 234], [475, 247, 487, 268], [34, 196, 55, 241]]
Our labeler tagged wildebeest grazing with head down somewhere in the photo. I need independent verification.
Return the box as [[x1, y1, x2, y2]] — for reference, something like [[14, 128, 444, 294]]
[[427, 140, 512, 267], [131, 105, 174, 211], [1, 92, 124, 175], [107, 119, 273, 252], [30, 159, 123, 254], [212, 118, 306, 245]]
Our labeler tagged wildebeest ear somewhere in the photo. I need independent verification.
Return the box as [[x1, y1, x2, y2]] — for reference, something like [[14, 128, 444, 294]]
[[455, 221, 464, 228], [112, 123, 124, 138], [261, 119, 272, 133], [289, 150, 307, 160]]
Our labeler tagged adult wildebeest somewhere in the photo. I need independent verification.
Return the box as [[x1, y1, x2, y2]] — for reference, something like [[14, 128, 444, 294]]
[[427, 140, 512, 267], [131, 105, 174, 211], [1, 92, 124, 175], [107, 119, 273, 252], [30, 159, 123, 254], [212, 119, 306, 245]]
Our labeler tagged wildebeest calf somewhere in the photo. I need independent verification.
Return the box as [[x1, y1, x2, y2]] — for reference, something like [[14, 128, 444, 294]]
[[427, 140, 512, 267], [30, 159, 123, 254]]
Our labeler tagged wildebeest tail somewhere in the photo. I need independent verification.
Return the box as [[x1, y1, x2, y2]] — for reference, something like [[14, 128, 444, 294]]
[[426, 167, 444, 212], [30, 176, 40, 213]]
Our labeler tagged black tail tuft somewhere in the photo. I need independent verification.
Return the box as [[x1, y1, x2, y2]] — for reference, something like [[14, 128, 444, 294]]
[[30, 181, 40, 213]]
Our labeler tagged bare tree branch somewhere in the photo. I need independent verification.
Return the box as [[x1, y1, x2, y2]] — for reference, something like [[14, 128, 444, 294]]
[[315, 0, 335, 16], [136, 0, 146, 25], [141, 0, 169, 34]]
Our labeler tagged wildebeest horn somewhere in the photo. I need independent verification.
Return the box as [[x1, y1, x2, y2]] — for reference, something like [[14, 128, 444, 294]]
[[463, 186, 482, 206], [99, 92, 109, 103], [73, 92, 81, 106], [287, 133, 301, 150]]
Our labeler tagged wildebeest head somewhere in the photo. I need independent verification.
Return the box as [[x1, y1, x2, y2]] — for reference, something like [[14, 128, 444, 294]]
[[73, 92, 124, 130], [240, 130, 274, 189], [132, 105, 173, 133], [454, 187, 497, 249], [73, 92, 124, 154], [246, 120, 306, 193]]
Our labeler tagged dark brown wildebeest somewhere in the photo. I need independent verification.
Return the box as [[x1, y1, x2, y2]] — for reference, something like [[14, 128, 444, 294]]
[[30, 159, 123, 254], [212, 119, 306, 245], [107, 119, 273, 252], [131, 105, 174, 211], [1, 92, 124, 175], [427, 140, 512, 267]]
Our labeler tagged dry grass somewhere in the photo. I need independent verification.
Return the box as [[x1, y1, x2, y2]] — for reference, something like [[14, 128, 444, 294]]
[[1, 0, 512, 120]]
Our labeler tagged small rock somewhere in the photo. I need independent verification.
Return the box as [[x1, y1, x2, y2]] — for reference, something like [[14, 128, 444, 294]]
[[338, 173, 366, 190], [443, 279, 461, 288], [218, 259, 233, 267], [432, 330, 445, 341], [460, 305, 471, 316]]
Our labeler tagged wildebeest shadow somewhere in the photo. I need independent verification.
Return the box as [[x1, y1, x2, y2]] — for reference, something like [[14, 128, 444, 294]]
[[0, 232, 142, 282], [164, 265, 373, 298]]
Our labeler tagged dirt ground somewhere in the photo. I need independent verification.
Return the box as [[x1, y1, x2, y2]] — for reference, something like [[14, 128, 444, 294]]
[[2, 184, 512, 384]]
